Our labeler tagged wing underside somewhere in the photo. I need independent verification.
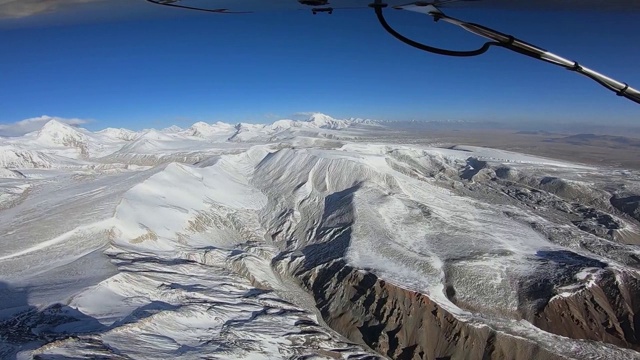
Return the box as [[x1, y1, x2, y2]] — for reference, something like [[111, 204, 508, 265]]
[[147, 0, 640, 13]]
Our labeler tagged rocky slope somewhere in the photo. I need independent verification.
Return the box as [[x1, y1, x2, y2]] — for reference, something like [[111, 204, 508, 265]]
[[299, 262, 569, 360], [534, 269, 640, 351]]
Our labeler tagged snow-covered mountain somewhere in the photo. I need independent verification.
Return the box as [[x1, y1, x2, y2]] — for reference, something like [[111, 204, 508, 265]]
[[26, 119, 92, 158], [228, 113, 370, 142], [184, 121, 236, 138], [305, 112, 351, 129], [0, 147, 59, 169], [96, 127, 138, 141], [0, 113, 369, 173], [33, 119, 87, 146], [160, 125, 183, 133], [1, 114, 640, 360]]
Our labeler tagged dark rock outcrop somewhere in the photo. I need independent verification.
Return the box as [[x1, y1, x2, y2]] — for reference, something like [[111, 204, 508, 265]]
[[533, 270, 640, 351], [611, 195, 640, 222], [298, 261, 569, 360], [572, 205, 621, 239]]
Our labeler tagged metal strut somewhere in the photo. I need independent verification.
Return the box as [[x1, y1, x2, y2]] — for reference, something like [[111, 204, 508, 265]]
[[145, 0, 249, 14], [372, 1, 640, 105]]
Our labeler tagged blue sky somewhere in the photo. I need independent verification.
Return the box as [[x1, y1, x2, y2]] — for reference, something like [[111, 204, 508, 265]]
[[1, 2, 639, 131]]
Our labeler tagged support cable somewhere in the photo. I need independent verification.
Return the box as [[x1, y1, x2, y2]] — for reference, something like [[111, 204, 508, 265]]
[[372, 1, 640, 105]]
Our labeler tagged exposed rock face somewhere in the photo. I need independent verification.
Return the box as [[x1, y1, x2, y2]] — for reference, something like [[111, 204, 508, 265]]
[[0, 303, 106, 358], [571, 205, 622, 240], [292, 260, 640, 360], [537, 177, 605, 206], [611, 195, 640, 222], [251, 148, 640, 359], [296, 261, 568, 360], [534, 269, 640, 351], [463, 165, 639, 246], [460, 157, 489, 181]]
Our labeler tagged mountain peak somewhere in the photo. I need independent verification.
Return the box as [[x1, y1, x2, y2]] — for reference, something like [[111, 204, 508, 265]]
[[306, 113, 335, 124], [187, 121, 235, 138], [139, 129, 174, 141], [97, 127, 138, 141], [304, 113, 350, 130], [36, 119, 86, 147], [39, 118, 74, 132], [161, 125, 183, 133]]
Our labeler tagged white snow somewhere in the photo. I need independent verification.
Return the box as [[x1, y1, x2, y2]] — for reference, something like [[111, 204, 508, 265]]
[[183, 121, 235, 139], [446, 145, 595, 169], [0, 114, 635, 359], [33, 119, 88, 147], [96, 127, 139, 141]]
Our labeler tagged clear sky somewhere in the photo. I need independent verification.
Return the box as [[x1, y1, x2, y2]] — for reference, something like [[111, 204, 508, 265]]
[[1, 1, 639, 131]]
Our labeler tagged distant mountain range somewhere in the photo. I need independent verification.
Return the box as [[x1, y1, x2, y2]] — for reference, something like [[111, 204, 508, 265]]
[[545, 133, 640, 148], [0, 113, 375, 171]]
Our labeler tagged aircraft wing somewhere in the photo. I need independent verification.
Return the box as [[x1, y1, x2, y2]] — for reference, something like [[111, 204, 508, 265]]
[[146, 0, 640, 13]]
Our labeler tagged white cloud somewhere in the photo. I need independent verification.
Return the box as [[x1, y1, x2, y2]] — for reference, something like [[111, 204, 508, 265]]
[[0, 0, 102, 19], [0, 115, 89, 137]]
